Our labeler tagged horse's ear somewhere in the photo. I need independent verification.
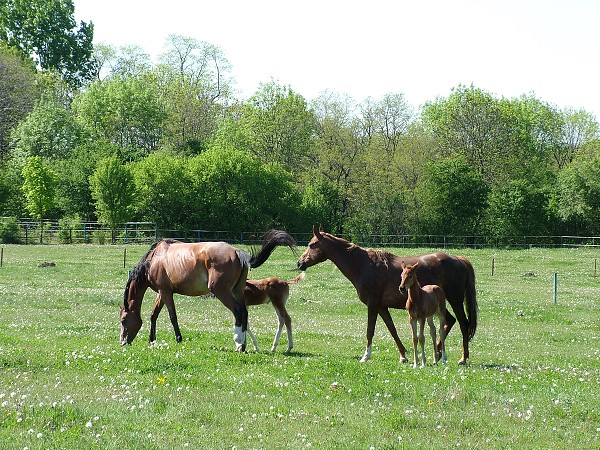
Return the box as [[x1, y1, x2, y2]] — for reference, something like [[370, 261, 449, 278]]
[[413, 261, 420, 269], [314, 224, 323, 238], [401, 261, 406, 269], [319, 224, 324, 233]]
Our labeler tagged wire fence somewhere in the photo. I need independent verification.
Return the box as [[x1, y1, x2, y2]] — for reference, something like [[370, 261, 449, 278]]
[[1, 218, 600, 248]]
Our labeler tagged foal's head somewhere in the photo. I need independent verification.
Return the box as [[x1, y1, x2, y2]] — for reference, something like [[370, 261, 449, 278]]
[[399, 261, 419, 295]]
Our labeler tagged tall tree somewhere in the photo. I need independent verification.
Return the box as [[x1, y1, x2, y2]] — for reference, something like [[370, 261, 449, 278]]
[[240, 81, 314, 173], [73, 75, 166, 161], [89, 154, 135, 243], [10, 96, 83, 161], [0, 0, 95, 86], [417, 156, 488, 238], [556, 154, 600, 235], [156, 36, 233, 154], [21, 156, 57, 242], [0, 44, 42, 159]]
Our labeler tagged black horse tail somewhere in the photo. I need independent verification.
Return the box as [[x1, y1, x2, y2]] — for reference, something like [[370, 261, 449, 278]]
[[458, 256, 478, 341], [123, 240, 167, 310], [239, 229, 296, 269]]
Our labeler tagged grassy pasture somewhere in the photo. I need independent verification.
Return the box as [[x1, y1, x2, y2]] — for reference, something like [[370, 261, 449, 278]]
[[0, 244, 598, 449]]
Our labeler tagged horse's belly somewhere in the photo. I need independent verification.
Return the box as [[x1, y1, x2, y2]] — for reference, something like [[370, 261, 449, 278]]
[[171, 272, 209, 296]]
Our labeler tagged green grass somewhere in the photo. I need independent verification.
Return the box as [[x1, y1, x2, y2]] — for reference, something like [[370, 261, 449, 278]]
[[0, 244, 599, 449]]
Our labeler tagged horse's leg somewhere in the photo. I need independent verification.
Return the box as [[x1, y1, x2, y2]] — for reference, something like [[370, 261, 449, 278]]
[[447, 297, 469, 364], [247, 320, 259, 351], [272, 306, 293, 353], [409, 316, 418, 368], [149, 293, 164, 343], [427, 316, 437, 363], [160, 290, 182, 343], [361, 302, 379, 362], [378, 308, 408, 363], [419, 318, 427, 367], [439, 308, 456, 359], [438, 312, 447, 364]]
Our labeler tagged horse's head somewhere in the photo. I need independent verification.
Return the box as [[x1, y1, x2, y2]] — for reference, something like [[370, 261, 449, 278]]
[[296, 225, 329, 270], [120, 305, 142, 345], [120, 277, 144, 345], [399, 261, 419, 294]]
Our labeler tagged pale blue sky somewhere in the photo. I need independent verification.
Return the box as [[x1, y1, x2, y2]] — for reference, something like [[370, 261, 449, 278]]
[[74, 0, 600, 118]]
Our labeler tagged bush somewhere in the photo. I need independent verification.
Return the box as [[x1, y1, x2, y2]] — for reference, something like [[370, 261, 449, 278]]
[[0, 217, 22, 243]]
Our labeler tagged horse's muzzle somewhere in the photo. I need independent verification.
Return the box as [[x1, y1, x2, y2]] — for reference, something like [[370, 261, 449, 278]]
[[296, 260, 307, 271], [399, 286, 407, 295]]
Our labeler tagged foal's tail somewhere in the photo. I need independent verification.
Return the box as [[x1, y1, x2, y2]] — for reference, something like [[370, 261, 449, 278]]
[[457, 256, 478, 341], [244, 229, 297, 269], [286, 271, 306, 285]]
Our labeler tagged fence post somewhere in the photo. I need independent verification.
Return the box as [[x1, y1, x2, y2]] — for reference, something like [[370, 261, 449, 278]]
[[553, 272, 558, 305], [1, 247, 3, 268], [491, 257, 495, 276]]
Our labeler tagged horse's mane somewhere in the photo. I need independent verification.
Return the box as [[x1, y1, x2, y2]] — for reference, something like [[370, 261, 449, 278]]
[[123, 239, 180, 310], [345, 238, 394, 267]]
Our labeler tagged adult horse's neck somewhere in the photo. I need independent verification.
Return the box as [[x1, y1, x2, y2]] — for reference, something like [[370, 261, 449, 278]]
[[322, 234, 368, 283], [125, 279, 147, 314]]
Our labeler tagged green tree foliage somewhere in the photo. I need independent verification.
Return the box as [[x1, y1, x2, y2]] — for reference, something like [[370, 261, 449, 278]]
[[11, 96, 83, 161], [187, 147, 302, 232], [73, 75, 166, 161], [239, 81, 314, 172], [556, 154, 600, 235], [0, 157, 25, 216], [0, 0, 95, 86], [89, 155, 135, 242], [21, 156, 57, 242], [53, 141, 116, 220], [417, 156, 488, 238], [130, 151, 193, 229], [0, 44, 42, 159], [483, 179, 552, 242]]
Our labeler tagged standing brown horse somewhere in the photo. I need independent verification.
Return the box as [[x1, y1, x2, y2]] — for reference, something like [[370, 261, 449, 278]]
[[296, 226, 477, 364], [120, 230, 296, 351], [400, 261, 447, 367]]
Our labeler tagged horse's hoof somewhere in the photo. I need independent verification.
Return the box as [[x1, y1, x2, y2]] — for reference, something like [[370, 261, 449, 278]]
[[400, 356, 408, 363], [458, 359, 467, 365], [176, 336, 182, 343]]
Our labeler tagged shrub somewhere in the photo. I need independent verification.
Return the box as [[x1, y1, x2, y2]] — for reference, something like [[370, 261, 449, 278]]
[[0, 217, 22, 244]]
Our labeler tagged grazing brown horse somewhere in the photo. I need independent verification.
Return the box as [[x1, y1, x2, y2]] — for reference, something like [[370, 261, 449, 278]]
[[245, 272, 305, 353], [296, 226, 478, 364], [120, 230, 296, 351], [400, 261, 447, 367]]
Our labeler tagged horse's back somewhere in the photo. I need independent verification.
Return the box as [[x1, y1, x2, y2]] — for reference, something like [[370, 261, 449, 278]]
[[416, 252, 468, 301], [150, 240, 245, 296]]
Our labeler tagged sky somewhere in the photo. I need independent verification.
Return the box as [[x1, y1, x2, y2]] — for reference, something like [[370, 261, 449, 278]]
[[73, 0, 600, 118]]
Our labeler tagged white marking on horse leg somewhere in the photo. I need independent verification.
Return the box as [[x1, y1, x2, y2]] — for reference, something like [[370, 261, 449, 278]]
[[233, 325, 246, 352], [360, 345, 372, 363]]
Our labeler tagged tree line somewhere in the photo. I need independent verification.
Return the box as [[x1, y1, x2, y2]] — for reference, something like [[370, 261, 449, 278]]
[[1, 0, 599, 244]]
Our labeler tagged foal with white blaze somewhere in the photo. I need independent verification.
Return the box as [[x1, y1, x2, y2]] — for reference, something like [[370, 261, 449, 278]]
[[399, 261, 447, 367], [244, 272, 305, 353]]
